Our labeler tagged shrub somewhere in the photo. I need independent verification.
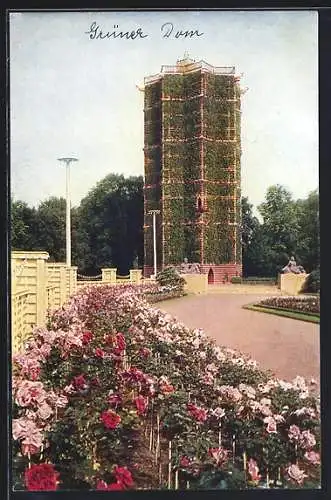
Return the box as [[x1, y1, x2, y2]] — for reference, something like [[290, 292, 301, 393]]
[[302, 269, 320, 294], [231, 277, 242, 284], [242, 278, 277, 285], [156, 267, 186, 292]]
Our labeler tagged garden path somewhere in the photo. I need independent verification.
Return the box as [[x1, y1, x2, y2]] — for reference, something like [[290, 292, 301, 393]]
[[157, 293, 320, 385]]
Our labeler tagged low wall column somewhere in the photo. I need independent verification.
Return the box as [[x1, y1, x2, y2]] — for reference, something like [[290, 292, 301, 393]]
[[129, 269, 142, 284], [102, 268, 117, 284]]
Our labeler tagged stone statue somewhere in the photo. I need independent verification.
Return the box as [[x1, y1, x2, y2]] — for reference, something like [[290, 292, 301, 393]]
[[179, 257, 201, 274], [281, 256, 306, 274], [133, 255, 139, 269]]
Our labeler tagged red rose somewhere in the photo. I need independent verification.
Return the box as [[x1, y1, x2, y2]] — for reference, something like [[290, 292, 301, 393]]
[[122, 367, 145, 383], [180, 456, 191, 467], [96, 479, 125, 490], [30, 367, 40, 381], [108, 481, 125, 490], [134, 395, 148, 416], [108, 393, 122, 408], [113, 347, 124, 356], [82, 331, 93, 345], [96, 480, 109, 490], [72, 374, 87, 390], [101, 409, 121, 429], [95, 348, 105, 358], [24, 463, 59, 491], [114, 466, 134, 488], [187, 403, 208, 422], [160, 382, 174, 394], [91, 377, 100, 387], [139, 347, 151, 358], [116, 333, 126, 351]]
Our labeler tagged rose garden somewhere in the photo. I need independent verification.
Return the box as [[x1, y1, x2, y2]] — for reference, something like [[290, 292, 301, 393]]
[[12, 267, 321, 491]]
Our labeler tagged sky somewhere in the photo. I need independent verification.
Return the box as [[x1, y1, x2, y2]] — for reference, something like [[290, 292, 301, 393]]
[[10, 10, 318, 216]]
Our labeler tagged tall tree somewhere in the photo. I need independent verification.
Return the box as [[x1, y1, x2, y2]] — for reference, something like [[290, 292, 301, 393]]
[[241, 197, 276, 277], [75, 174, 144, 275], [11, 200, 38, 250], [34, 197, 66, 262], [258, 184, 301, 274], [294, 189, 319, 272]]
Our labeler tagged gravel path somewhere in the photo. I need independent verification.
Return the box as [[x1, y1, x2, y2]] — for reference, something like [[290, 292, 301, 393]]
[[157, 294, 320, 384]]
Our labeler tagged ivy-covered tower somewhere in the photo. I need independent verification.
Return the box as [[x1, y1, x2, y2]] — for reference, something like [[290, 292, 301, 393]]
[[143, 56, 242, 283]]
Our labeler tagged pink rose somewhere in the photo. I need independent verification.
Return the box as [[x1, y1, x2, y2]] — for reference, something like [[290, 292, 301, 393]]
[[209, 407, 225, 419], [260, 404, 273, 417], [218, 385, 242, 402], [304, 451, 320, 465], [238, 384, 256, 399], [54, 394, 68, 408], [247, 458, 261, 482], [288, 424, 301, 442], [299, 430, 316, 450], [12, 417, 29, 441], [273, 414, 285, 423], [260, 398, 271, 406], [209, 447, 228, 466], [134, 395, 148, 416], [264, 416, 277, 433], [286, 464, 308, 485], [37, 403, 53, 420], [202, 373, 214, 385], [15, 381, 47, 407], [12, 417, 44, 456]]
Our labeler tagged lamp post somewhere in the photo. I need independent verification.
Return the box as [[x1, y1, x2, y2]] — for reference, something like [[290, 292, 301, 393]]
[[148, 209, 160, 278], [58, 157, 78, 267]]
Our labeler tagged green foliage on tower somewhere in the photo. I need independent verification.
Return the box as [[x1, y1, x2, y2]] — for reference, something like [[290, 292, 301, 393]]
[[144, 70, 242, 268]]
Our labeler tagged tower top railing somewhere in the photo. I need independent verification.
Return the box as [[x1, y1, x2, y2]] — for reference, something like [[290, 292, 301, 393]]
[[144, 60, 236, 85]]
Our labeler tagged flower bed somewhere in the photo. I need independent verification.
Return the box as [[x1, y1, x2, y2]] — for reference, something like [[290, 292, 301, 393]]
[[115, 282, 185, 304], [12, 285, 320, 491], [258, 296, 320, 315]]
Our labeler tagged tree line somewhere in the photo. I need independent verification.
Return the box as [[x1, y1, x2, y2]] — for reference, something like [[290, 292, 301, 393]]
[[11, 174, 319, 277]]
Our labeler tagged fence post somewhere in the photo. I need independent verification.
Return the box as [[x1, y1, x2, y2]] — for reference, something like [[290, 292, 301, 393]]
[[36, 256, 49, 325], [66, 266, 77, 299], [102, 268, 117, 284], [11, 251, 50, 352], [130, 269, 142, 284], [59, 264, 67, 305]]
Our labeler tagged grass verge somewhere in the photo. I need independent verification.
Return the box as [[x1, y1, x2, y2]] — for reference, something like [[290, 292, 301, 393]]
[[243, 303, 320, 324]]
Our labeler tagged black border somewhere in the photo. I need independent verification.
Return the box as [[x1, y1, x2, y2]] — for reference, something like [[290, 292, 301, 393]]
[[2, 5, 331, 500]]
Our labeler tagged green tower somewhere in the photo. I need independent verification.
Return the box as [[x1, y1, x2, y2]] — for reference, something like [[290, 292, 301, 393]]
[[143, 56, 242, 283]]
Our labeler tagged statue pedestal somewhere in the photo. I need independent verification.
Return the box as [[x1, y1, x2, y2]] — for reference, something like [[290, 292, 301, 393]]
[[182, 273, 208, 294], [279, 273, 308, 295]]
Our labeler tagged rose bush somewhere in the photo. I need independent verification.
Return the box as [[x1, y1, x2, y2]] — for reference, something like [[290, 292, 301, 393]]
[[12, 284, 320, 490], [258, 296, 320, 315]]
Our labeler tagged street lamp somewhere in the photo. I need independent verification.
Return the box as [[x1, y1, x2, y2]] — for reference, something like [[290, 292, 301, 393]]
[[148, 209, 160, 278], [58, 157, 78, 267]]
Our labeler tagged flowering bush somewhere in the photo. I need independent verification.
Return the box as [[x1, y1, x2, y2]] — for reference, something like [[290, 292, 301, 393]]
[[258, 296, 320, 315], [156, 267, 186, 293], [302, 269, 320, 294], [116, 281, 185, 303], [12, 284, 320, 490]]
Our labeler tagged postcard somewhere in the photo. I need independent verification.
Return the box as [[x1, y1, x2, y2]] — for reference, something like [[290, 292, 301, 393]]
[[9, 9, 320, 492]]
